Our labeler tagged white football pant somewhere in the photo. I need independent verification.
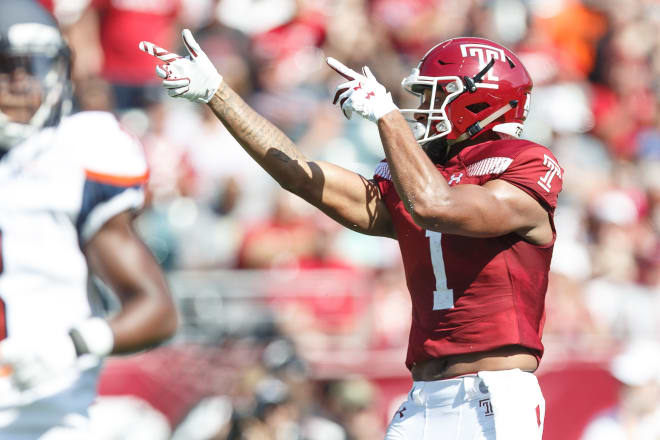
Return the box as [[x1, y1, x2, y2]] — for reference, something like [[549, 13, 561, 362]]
[[385, 369, 545, 440]]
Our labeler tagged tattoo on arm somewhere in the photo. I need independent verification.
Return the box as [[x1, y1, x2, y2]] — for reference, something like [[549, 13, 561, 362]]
[[269, 150, 294, 163], [210, 83, 305, 165], [207, 83, 394, 238]]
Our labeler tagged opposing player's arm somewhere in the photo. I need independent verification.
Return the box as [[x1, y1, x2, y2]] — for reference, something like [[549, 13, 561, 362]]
[[377, 111, 552, 244], [84, 211, 178, 354], [208, 84, 395, 238], [0, 211, 177, 391]]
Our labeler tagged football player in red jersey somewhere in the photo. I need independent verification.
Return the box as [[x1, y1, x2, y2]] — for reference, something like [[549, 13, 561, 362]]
[[141, 31, 562, 439]]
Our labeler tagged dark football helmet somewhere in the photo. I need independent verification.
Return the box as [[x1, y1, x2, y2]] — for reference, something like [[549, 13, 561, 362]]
[[0, 0, 71, 149], [400, 37, 533, 147]]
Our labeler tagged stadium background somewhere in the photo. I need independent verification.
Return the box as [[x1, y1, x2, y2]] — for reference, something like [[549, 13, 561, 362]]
[[39, 0, 660, 438]]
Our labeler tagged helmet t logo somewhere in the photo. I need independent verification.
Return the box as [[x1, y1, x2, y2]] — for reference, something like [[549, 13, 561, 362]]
[[463, 58, 496, 93]]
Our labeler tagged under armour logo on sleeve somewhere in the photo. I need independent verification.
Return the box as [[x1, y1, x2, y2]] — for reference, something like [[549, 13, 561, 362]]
[[448, 172, 463, 185]]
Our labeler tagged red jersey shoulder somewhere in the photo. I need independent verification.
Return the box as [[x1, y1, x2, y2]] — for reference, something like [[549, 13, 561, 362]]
[[462, 139, 563, 211], [461, 139, 531, 161]]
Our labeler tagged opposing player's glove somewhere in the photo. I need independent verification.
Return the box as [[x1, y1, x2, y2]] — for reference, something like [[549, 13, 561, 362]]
[[0, 317, 114, 390], [326, 57, 398, 123], [139, 29, 223, 103]]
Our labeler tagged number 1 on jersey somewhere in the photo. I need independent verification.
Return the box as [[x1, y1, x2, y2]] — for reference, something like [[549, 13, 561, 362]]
[[426, 230, 454, 310]]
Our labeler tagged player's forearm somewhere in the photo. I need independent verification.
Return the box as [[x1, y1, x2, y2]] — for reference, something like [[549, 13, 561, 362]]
[[108, 288, 177, 354], [378, 112, 451, 220], [207, 82, 314, 193], [85, 217, 179, 354], [140, 31, 315, 194]]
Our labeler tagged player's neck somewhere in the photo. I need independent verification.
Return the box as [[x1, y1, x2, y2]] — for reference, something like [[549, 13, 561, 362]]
[[446, 131, 502, 161], [425, 131, 503, 165]]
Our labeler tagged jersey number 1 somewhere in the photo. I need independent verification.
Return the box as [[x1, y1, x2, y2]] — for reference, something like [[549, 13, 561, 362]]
[[426, 230, 454, 310]]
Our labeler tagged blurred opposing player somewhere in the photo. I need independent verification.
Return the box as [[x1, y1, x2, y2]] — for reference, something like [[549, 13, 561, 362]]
[[0, 1, 178, 438], [140, 30, 562, 439]]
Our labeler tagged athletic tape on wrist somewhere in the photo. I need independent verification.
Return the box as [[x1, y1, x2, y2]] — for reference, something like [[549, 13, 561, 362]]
[[69, 318, 114, 358]]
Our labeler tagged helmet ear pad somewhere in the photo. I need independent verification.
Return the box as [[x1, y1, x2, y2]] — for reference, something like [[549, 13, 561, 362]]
[[443, 82, 531, 141], [444, 91, 499, 140]]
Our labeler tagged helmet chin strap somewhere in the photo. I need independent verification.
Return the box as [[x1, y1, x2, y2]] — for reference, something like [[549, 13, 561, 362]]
[[451, 99, 518, 144]]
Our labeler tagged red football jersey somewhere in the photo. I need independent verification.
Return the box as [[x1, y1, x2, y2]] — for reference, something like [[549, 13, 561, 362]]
[[92, 0, 180, 84], [373, 139, 563, 369]]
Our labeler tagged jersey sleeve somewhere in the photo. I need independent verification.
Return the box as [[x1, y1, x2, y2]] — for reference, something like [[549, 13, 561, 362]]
[[372, 160, 392, 197], [70, 112, 148, 244], [499, 146, 563, 212]]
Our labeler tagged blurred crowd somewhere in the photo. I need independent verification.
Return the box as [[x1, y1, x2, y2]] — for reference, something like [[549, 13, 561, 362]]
[[40, 0, 660, 438]]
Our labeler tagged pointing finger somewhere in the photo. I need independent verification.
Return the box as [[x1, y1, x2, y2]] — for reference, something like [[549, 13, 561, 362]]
[[138, 41, 182, 64], [326, 57, 362, 81]]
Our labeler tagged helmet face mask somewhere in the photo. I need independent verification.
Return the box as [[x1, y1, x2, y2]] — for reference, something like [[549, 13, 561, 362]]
[[0, 3, 71, 150], [401, 71, 465, 145], [399, 37, 533, 150], [0, 54, 52, 124]]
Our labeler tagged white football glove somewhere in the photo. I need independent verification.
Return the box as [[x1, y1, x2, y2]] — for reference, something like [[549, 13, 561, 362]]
[[0, 317, 114, 391], [139, 29, 223, 103], [326, 57, 398, 123]]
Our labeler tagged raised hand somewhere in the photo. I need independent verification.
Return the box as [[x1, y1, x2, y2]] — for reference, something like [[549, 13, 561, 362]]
[[326, 57, 398, 123], [139, 29, 223, 103]]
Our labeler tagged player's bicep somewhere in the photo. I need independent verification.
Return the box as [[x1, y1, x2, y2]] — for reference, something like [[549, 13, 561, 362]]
[[298, 160, 395, 238], [425, 179, 551, 242], [84, 211, 177, 353], [83, 211, 170, 303]]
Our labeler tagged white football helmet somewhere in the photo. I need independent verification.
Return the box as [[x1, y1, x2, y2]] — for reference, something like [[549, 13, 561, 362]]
[[0, 0, 72, 149]]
